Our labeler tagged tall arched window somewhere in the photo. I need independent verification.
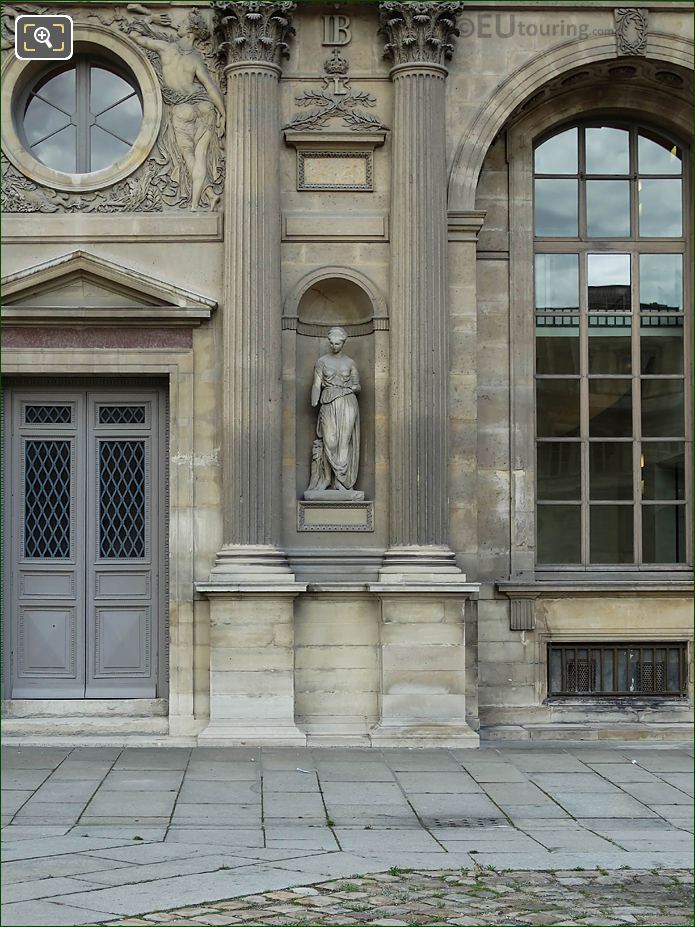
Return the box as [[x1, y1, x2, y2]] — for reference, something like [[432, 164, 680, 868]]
[[533, 123, 690, 567]]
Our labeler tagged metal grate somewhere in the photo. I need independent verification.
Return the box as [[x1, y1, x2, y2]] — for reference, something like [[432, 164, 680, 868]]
[[549, 643, 687, 697], [25, 405, 72, 425], [99, 440, 146, 559], [24, 440, 71, 558], [99, 406, 146, 425]]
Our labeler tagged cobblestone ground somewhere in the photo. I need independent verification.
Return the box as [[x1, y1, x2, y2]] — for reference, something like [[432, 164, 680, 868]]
[[101, 869, 693, 927]]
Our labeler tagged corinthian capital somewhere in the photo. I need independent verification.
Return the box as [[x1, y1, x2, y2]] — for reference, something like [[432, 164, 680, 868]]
[[379, 2, 463, 67], [213, 1, 296, 67]]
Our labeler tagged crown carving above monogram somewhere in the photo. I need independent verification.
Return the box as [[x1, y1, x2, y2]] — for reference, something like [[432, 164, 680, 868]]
[[379, 1, 464, 66], [213, 1, 296, 66]]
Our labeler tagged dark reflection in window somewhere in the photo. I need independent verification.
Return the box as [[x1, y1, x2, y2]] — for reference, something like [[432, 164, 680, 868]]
[[642, 505, 686, 563], [535, 179, 578, 236], [536, 318, 580, 375], [537, 380, 581, 437], [537, 442, 581, 500], [590, 504, 634, 563], [588, 254, 631, 311], [588, 317, 632, 374], [641, 380, 684, 437], [642, 443, 685, 500], [640, 254, 682, 311], [586, 181, 630, 237], [588, 379, 632, 437], [586, 127, 629, 175], [640, 321, 683, 375], [638, 132, 682, 175], [590, 442, 632, 500], [534, 128, 578, 174], [537, 505, 581, 563], [639, 179, 682, 237]]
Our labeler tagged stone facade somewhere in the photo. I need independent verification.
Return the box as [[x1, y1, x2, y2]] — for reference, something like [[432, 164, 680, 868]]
[[1, 2, 692, 744]]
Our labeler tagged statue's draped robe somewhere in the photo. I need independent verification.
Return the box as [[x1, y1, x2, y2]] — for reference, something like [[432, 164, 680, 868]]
[[312, 359, 360, 490]]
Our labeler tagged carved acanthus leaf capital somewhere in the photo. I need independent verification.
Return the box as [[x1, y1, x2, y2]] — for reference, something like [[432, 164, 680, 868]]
[[213, 1, 295, 67], [379, 2, 463, 67]]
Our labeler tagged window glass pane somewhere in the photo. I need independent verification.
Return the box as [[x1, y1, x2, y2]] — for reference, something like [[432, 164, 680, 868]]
[[638, 132, 682, 175], [601, 650, 614, 693], [535, 254, 579, 310], [96, 95, 142, 144], [549, 648, 562, 693], [24, 96, 71, 145], [534, 128, 578, 174], [537, 505, 581, 564], [90, 125, 131, 171], [590, 442, 633, 500], [536, 317, 579, 374], [90, 67, 136, 115], [537, 380, 580, 438], [642, 504, 686, 563], [640, 318, 683, 374], [639, 179, 682, 236], [590, 505, 634, 563], [640, 254, 683, 311], [589, 379, 632, 437], [588, 316, 631, 374], [32, 125, 76, 172], [641, 379, 684, 437], [588, 254, 631, 311], [33, 68, 75, 114], [586, 181, 631, 237], [537, 442, 581, 500], [535, 179, 578, 236], [642, 442, 685, 500], [585, 126, 629, 175], [667, 649, 682, 691]]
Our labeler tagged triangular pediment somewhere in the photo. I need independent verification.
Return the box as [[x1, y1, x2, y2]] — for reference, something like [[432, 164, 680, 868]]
[[2, 251, 216, 325]]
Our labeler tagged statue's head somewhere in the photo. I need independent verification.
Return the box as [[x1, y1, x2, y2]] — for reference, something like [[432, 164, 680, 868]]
[[327, 326, 348, 353]]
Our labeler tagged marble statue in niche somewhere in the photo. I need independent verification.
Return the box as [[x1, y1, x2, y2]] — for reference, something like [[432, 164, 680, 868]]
[[305, 327, 364, 501], [122, 12, 226, 209]]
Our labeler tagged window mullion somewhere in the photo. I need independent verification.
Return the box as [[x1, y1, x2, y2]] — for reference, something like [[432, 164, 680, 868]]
[[76, 60, 90, 173], [632, 249, 643, 567], [579, 250, 590, 568]]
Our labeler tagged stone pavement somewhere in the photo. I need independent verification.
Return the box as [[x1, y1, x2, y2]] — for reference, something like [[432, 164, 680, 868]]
[[1, 743, 693, 926]]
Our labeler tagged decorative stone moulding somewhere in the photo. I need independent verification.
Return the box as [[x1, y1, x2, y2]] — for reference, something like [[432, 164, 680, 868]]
[[298, 500, 375, 532], [0, 23, 162, 193], [379, 1, 464, 67], [285, 130, 387, 193], [614, 8, 649, 56], [214, 1, 296, 67]]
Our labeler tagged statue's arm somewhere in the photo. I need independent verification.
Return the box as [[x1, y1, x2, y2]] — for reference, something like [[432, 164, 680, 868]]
[[310, 363, 323, 407], [126, 28, 164, 52], [350, 363, 361, 393], [196, 61, 226, 118]]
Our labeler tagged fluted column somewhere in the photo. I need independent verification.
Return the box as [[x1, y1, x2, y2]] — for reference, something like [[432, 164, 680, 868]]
[[210, 1, 295, 581], [378, 1, 466, 580]]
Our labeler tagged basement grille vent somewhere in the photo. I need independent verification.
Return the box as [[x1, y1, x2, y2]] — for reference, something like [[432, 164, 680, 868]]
[[548, 643, 687, 697]]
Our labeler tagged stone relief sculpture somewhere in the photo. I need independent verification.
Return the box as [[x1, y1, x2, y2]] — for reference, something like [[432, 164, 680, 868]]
[[305, 328, 363, 501], [1, 4, 226, 213], [614, 8, 648, 56]]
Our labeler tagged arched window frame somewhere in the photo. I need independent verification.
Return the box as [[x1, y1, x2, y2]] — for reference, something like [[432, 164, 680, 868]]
[[507, 91, 692, 579]]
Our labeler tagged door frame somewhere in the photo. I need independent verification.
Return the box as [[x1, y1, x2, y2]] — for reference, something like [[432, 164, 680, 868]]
[[3, 376, 169, 701]]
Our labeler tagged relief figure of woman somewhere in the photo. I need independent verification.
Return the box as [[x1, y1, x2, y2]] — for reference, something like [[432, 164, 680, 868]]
[[307, 327, 361, 494]]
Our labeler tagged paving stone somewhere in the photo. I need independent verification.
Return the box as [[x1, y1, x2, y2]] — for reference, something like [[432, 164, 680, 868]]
[[1, 899, 123, 925], [2, 875, 105, 903], [618, 782, 692, 805], [165, 827, 265, 846], [393, 772, 483, 793], [14, 801, 87, 824], [49, 762, 117, 780], [554, 793, 658, 818], [2, 851, 134, 883], [30, 779, 103, 803], [1, 789, 33, 815], [529, 773, 625, 792], [85, 792, 177, 818], [655, 773, 694, 795], [1, 770, 53, 790], [262, 771, 322, 792], [100, 771, 185, 792], [68, 826, 169, 839], [1, 747, 72, 769], [113, 749, 191, 770], [172, 803, 261, 825], [457, 763, 528, 783], [178, 780, 261, 803]]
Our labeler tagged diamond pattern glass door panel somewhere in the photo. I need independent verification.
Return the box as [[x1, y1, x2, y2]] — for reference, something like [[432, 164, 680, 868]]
[[24, 440, 72, 559], [98, 440, 147, 560]]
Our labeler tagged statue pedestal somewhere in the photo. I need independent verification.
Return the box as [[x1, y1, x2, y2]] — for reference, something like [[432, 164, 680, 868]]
[[304, 489, 364, 501]]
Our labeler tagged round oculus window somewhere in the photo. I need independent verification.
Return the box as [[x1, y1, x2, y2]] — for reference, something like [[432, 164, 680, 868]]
[[21, 57, 143, 174]]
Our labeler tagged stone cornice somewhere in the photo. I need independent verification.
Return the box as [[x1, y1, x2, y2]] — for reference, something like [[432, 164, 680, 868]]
[[379, 2, 464, 67], [213, 1, 295, 67]]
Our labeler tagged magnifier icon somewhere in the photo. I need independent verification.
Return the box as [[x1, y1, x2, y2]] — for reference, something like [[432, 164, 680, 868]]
[[34, 26, 53, 49]]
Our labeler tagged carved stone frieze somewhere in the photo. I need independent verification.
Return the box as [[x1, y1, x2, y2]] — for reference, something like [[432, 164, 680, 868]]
[[286, 49, 388, 132], [614, 8, 648, 56], [213, 1, 296, 67], [379, 1, 463, 67]]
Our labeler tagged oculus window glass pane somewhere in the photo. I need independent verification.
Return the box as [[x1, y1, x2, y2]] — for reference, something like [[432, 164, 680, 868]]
[[32, 125, 76, 173], [640, 254, 683, 311], [534, 127, 578, 174], [589, 504, 634, 564], [588, 316, 632, 375], [641, 443, 685, 501], [641, 379, 684, 438], [537, 442, 581, 501], [31, 67, 76, 114], [23, 96, 71, 146], [534, 179, 578, 236], [535, 254, 579, 311], [585, 126, 630, 175], [639, 179, 683, 237], [90, 126, 132, 172], [536, 380, 580, 438], [588, 254, 631, 312], [642, 504, 686, 563], [588, 379, 632, 438], [590, 442, 633, 500], [586, 180, 631, 237], [537, 505, 581, 564], [638, 132, 682, 175]]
